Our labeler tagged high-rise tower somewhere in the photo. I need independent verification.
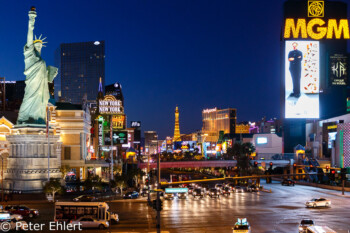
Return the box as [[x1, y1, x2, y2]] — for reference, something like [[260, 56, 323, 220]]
[[55, 41, 105, 104], [174, 106, 181, 141]]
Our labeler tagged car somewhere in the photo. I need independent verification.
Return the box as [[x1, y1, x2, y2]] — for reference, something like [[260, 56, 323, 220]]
[[234, 186, 244, 193], [233, 218, 251, 233], [73, 195, 97, 202], [0, 212, 28, 231], [299, 219, 314, 233], [215, 184, 224, 191], [71, 217, 109, 229], [306, 226, 337, 233], [188, 187, 194, 195], [140, 188, 149, 197], [177, 193, 188, 199], [221, 187, 231, 196], [306, 198, 331, 208], [227, 184, 236, 192], [192, 188, 204, 198], [109, 212, 119, 224], [164, 193, 174, 200], [282, 179, 295, 186], [123, 191, 139, 199], [4, 205, 39, 218], [10, 213, 23, 221], [247, 185, 259, 192], [208, 188, 220, 198]]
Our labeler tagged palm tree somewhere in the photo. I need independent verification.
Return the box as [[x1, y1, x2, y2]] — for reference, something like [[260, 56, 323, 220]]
[[227, 142, 255, 176]]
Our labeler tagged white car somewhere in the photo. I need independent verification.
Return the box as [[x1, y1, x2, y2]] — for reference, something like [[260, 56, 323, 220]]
[[299, 219, 314, 233], [306, 198, 331, 208], [215, 184, 224, 191], [71, 217, 109, 229], [0, 212, 27, 231], [164, 193, 174, 200], [233, 218, 251, 233], [10, 213, 23, 221], [109, 212, 119, 224]]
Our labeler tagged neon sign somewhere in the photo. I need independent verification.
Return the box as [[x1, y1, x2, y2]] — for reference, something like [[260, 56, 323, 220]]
[[284, 18, 350, 40], [203, 108, 217, 113], [99, 95, 123, 114]]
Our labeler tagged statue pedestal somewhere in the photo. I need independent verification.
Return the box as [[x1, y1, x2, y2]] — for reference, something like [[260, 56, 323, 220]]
[[5, 126, 62, 192]]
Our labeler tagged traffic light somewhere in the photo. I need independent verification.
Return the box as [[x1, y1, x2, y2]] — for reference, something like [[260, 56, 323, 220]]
[[152, 199, 163, 211], [158, 199, 163, 211], [330, 169, 336, 181], [326, 166, 329, 172], [254, 161, 258, 167], [152, 200, 157, 210], [341, 168, 347, 181], [293, 164, 297, 168], [146, 178, 149, 186]]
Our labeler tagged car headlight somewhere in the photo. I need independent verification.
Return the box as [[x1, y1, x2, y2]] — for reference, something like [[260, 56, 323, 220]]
[[299, 227, 303, 230]]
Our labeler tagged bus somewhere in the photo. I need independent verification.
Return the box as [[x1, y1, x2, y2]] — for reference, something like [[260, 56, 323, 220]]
[[54, 202, 118, 223]]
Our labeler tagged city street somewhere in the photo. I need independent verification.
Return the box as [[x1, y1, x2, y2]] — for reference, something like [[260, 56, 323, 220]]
[[17, 181, 350, 233]]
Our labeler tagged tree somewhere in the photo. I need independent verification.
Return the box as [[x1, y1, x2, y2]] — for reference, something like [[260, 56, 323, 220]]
[[43, 178, 64, 202], [60, 165, 70, 180], [115, 174, 128, 196], [184, 152, 192, 161], [126, 167, 145, 187], [227, 142, 255, 176], [83, 175, 103, 192]]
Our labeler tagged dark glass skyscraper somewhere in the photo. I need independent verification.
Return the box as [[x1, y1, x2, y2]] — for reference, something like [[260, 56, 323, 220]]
[[55, 41, 105, 104]]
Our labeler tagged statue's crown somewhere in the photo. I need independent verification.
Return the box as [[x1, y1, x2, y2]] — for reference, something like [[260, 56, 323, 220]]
[[34, 34, 47, 47]]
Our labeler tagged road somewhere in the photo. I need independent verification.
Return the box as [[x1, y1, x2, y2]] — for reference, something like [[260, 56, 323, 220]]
[[15, 181, 350, 233]]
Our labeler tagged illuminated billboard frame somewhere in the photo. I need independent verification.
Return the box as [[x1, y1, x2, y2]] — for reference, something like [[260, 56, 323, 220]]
[[285, 41, 320, 119]]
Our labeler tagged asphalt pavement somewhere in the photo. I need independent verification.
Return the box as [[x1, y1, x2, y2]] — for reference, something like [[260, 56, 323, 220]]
[[10, 181, 350, 233]]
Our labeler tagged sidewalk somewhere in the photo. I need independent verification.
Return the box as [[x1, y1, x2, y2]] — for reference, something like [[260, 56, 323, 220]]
[[272, 177, 350, 193]]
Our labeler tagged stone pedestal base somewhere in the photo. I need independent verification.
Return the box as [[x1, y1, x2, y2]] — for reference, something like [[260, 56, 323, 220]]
[[4, 126, 62, 192]]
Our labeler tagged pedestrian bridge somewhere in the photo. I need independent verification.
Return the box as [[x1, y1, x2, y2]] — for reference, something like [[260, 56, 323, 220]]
[[138, 159, 291, 169]]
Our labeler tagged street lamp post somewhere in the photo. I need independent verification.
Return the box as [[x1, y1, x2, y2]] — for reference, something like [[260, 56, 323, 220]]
[[46, 106, 51, 181], [110, 116, 114, 181], [156, 136, 161, 233], [1, 155, 3, 203]]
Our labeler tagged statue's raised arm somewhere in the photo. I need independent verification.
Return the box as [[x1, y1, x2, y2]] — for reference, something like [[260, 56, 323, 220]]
[[17, 6, 57, 125], [27, 6, 37, 46]]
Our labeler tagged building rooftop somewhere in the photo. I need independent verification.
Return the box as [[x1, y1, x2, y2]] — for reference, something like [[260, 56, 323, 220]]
[[55, 102, 82, 110]]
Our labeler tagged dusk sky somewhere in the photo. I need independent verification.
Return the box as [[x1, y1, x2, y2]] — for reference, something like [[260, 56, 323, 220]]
[[1, 1, 349, 138]]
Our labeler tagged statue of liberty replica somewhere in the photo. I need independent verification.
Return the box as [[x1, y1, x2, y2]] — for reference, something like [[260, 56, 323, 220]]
[[17, 6, 58, 125], [5, 7, 62, 192]]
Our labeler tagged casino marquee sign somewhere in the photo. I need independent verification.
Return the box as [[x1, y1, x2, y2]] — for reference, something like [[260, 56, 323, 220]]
[[284, 0, 350, 40], [99, 95, 124, 115]]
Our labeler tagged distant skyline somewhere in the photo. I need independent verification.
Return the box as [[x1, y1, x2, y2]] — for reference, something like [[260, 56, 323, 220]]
[[1, 0, 349, 138]]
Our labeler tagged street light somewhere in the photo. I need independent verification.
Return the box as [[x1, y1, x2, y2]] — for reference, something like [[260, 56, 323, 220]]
[[0, 155, 3, 203], [46, 105, 51, 182]]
